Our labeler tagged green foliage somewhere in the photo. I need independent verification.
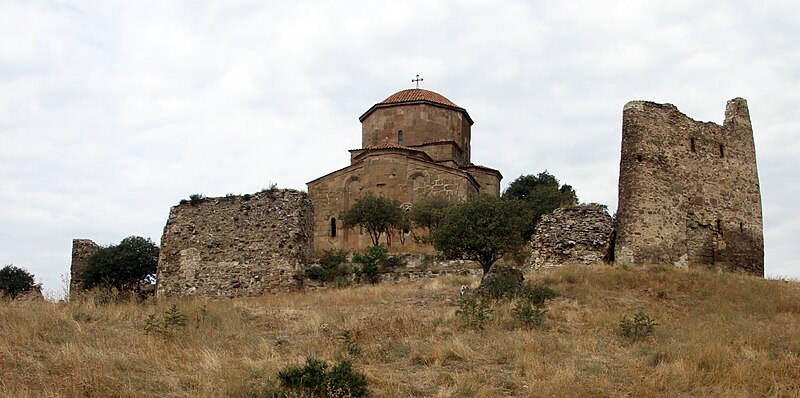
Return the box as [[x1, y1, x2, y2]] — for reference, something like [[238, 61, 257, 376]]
[[0, 264, 36, 299], [308, 249, 350, 282], [518, 284, 560, 306], [276, 357, 369, 398], [189, 193, 207, 206], [456, 295, 494, 330], [352, 245, 388, 284], [80, 236, 159, 296], [619, 311, 658, 339], [502, 171, 579, 239], [333, 276, 352, 289], [337, 329, 361, 356], [409, 195, 453, 241], [341, 192, 406, 246], [430, 194, 528, 274], [144, 304, 189, 338], [480, 271, 523, 301], [512, 299, 548, 328]]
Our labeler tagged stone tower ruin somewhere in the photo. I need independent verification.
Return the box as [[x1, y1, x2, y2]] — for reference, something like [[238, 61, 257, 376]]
[[615, 98, 764, 275]]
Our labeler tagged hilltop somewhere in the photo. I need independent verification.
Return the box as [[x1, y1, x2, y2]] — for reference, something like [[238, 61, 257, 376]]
[[2, 264, 799, 397]]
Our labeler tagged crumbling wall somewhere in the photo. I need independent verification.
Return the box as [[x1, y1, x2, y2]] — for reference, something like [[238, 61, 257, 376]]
[[70, 238, 99, 300], [615, 98, 764, 275], [156, 189, 314, 298], [528, 205, 614, 269]]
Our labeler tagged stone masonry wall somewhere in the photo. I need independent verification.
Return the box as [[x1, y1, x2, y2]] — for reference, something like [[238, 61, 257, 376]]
[[528, 205, 614, 270], [615, 98, 764, 275], [70, 238, 99, 300], [361, 103, 472, 166], [308, 153, 479, 253], [156, 189, 314, 298]]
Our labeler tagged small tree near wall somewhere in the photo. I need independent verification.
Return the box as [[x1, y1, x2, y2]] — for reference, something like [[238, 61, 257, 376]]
[[341, 192, 406, 246], [431, 194, 528, 274], [80, 236, 159, 296]]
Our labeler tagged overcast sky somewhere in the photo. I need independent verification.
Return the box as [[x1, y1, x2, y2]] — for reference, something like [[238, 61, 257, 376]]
[[1, 1, 797, 298]]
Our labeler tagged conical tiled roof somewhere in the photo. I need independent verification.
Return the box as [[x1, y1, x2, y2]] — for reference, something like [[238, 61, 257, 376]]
[[380, 89, 459, 108], [359, 88, 470, 123]]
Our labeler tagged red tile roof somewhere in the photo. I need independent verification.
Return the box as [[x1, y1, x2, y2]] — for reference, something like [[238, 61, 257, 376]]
[[380, 89, 459, 108]]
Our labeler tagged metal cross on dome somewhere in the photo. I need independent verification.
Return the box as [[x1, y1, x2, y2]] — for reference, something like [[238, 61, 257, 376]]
[[412, 74, 423, 89]]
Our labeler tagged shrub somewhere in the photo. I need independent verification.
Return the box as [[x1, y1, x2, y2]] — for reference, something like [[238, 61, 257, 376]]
[[480, 273, 522, 301], [307, 249, 349, 282], [333, 276, 352, 289], [513, 299, 548, 328], [337, 329, 361, 356], [189, 193, 206, 206], [0, 264, 36, 299], [518, 283, 559, 306], [456, 295, 493, 330], [144, 304, 189, 338], [619, 311, 658, 339], [277, 357, 368, 397], [352, 245, 388, 284]]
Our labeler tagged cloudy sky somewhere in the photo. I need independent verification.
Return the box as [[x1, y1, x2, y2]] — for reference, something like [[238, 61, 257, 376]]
[[1, 0, 797, 297]]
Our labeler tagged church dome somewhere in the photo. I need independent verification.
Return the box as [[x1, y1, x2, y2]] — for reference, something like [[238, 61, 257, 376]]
[[359, 88, 470, 123], [380, 89, 459, 108]]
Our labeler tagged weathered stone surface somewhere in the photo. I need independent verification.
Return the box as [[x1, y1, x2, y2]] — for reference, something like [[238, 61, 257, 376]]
[[156, 189, 313, 298], [303, 254, 482, 289], [528, 205, 614, 269], [615, 98, 764, 275], [70, 238, 99, 300]]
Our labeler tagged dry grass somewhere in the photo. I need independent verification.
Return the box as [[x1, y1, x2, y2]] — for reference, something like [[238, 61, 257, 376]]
[[2, 265, 800, 397]]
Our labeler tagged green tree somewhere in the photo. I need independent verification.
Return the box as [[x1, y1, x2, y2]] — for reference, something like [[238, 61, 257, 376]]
[[430, 194, 528, 274], [502, 170, 578, 239], [0, 265, 36, 299], [409, 195, 453, 237], [342, 192, 406, 246], [80, 236, 159, 295]]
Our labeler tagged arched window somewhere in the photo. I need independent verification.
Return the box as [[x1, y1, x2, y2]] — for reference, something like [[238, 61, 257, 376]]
[[330, 217, 337, 238], [398, 130, 404, 145]]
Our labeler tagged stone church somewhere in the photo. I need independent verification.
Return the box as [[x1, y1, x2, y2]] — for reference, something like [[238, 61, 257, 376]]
[[307, 87, 502, 252]]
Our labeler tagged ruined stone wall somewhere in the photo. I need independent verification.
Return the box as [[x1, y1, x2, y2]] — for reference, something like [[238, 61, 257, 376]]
[[528, 205, 614, 270], [304, 254, 482, 289], [615, 98, 763, 275], [308, 153, 479, 253], [156, 189, 314, 298], [70, 238, 99, 300]]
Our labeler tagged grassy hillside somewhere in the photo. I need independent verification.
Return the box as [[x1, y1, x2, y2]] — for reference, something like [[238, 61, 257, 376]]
[[2, 264, 799, 397]]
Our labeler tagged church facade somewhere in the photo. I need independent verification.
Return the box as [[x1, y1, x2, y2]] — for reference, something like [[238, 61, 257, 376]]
[[307, 88, 502, 252]]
